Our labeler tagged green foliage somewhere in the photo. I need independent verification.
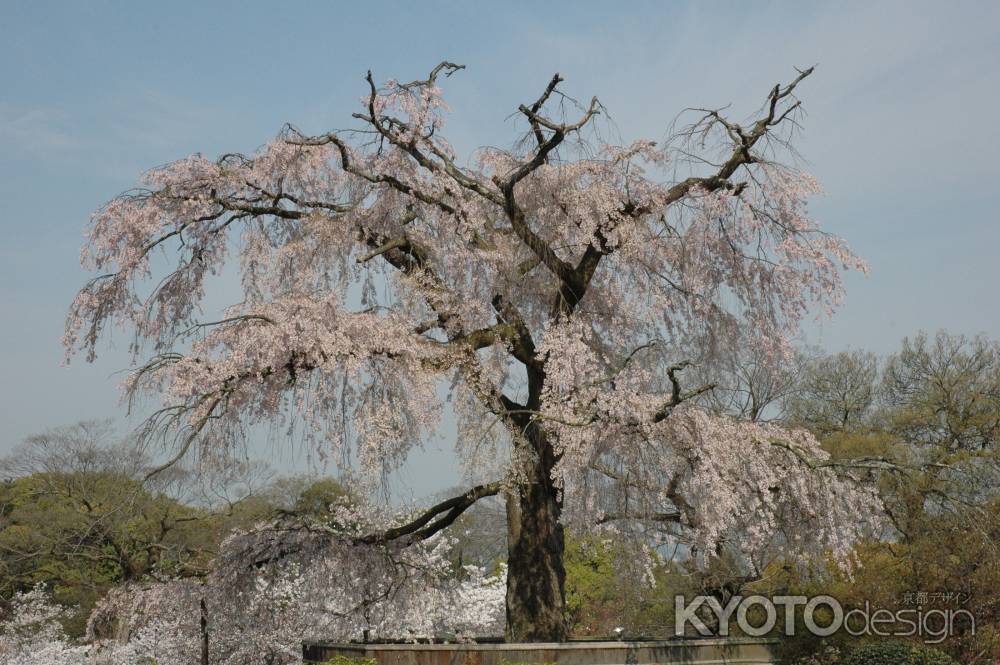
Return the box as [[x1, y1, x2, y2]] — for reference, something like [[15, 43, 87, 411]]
[[843, 641, 911, 665], [0, 425, 352, 637], [754, 332, 1000, 663], [844, 641, 957, 665], [312, 656, 376, 665], [0, 470, 205, 634], [293, 478, 350, 517], [563, 532, 680, 636], [564, 532, 620, 632]]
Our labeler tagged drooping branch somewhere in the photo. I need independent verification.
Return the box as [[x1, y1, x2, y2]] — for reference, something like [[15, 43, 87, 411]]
[[302, 130, 462, 215], [447, 323, 518, 352], [356, 481, 503, 546], [665, 66, 816, 203], [142, 395, 223, 481], [235, 481, 504, 573], [556, 67, 818, 319], [768, 439, 955, 475], [398, 60, 465, 89]]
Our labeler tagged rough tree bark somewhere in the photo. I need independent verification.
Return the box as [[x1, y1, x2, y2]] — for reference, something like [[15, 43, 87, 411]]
[[505, 425, 567, 641]]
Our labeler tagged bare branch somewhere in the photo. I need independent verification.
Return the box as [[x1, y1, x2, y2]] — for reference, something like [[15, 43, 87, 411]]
[[355, 481, 503, 546], [523, 73, 565, 149], [597, 510, 681, 525]]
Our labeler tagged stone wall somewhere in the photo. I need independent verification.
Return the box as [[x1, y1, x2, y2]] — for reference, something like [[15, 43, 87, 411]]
[[303, 638, 779, 665]]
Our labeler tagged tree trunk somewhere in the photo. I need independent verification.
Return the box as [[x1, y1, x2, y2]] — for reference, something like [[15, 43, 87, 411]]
[[504, 449, 567, 642], [200, 596, 209, 665]]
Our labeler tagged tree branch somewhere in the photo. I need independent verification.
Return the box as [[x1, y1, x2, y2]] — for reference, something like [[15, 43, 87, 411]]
[[355, 481, 503, 546], [597, 510, 681, 525], [651, 362, 717, 422]]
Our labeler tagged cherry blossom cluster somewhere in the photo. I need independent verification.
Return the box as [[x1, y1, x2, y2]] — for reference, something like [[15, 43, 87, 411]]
[[0, 587, 89, 665], [1, 510, 505, 665], [537, 317, 883, 568], [92, 516, 504, 664]]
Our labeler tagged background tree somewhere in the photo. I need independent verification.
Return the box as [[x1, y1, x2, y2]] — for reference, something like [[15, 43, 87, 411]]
[[880, 332, 1000, 516], [786, 350, 879, 435], [694, 342, 813, 422], [65, 62, 881, 640], [1, 422, 285, 635], [749, 332, 1000, 663]]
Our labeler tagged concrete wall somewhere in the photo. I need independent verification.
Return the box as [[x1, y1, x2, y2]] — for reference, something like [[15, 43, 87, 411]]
[[303, 638, 779, 665]]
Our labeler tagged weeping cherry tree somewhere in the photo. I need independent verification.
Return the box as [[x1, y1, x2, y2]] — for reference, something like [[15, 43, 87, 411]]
[[66, 62, 882, 641]]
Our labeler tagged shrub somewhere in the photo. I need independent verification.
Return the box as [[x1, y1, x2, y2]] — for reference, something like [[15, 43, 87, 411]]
[[845, 641, 958, 665], [791, 646, 843, 664], [316, 657, 377, 665]]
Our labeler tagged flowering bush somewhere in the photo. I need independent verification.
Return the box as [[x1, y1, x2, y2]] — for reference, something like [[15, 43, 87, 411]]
[[89, 509, 503, 664], [0, 587, 89, 665], [2, 511, 505, 665]]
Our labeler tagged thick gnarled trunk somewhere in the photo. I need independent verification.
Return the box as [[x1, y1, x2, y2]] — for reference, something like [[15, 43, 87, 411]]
[[504, 455, 567, 642]]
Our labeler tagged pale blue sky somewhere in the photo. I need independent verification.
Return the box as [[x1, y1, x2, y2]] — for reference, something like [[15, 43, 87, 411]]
[[1, 1, 998, 497]]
